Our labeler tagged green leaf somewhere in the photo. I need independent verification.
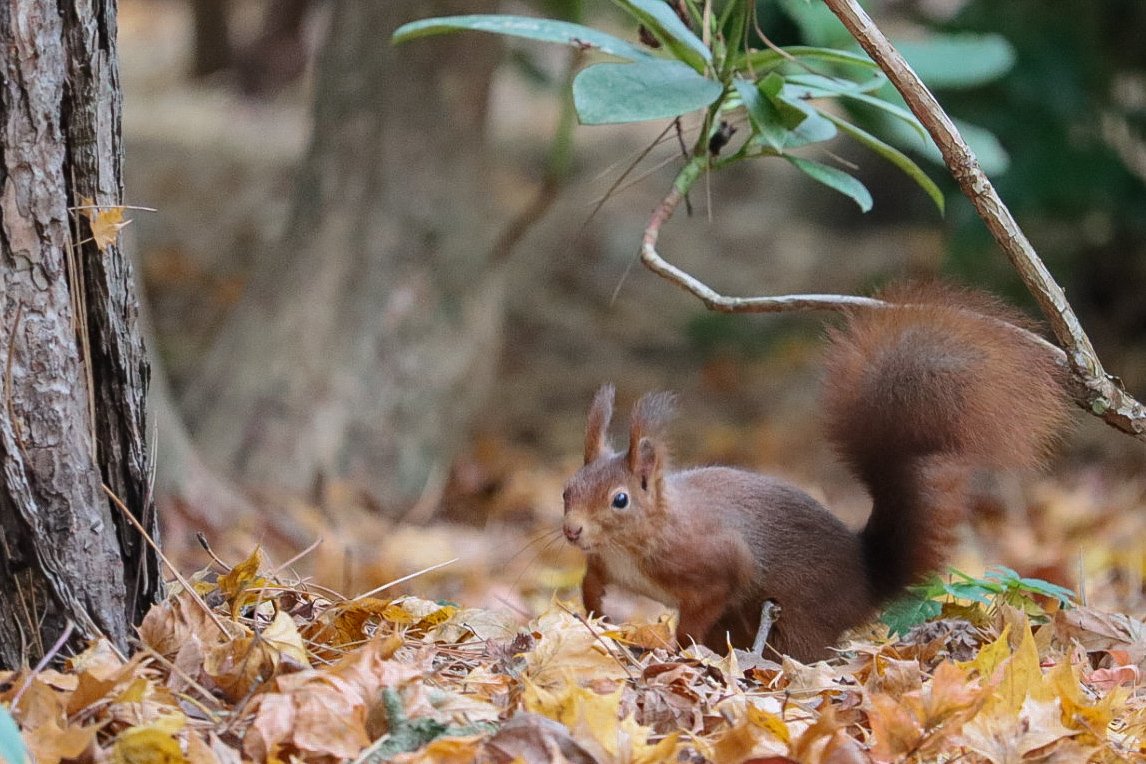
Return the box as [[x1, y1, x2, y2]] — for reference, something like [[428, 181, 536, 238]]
[[737, 45, 877, 73], [611, 0, 711, 71], [573, 60, 722, 125], [1016, 577, 1076, 605], [786, 71, 887, 95], [895, 33, 1016, 90], [391, 15, 654, 61], [876, 114, 1010, 175], [822, 112, 945, 214], [734, 77, 782, 147], [777, 0, 852, 47], [786, 82, 928, 142], [785, 156, 873, 212], [759, 73, 807, 129], [881, 593, 942, 637], [735, 77, 837, 151], [0, 705, 26, 764], [940, 580, 996, 605]]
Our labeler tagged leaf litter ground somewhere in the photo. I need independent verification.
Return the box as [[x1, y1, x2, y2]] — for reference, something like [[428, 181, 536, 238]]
[[7, 453, 1146, 763]]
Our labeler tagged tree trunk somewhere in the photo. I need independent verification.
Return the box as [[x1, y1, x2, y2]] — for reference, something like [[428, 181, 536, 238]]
[[189, 0, 231, 78], [183, 0, 505, 511], [0, 1, 160, 668]]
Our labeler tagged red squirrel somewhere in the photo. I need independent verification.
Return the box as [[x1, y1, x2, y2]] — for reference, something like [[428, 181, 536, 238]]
[[561, 285, 1072, 662]]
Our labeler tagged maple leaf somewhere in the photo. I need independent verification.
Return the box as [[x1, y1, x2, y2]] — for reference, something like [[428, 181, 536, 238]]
[[78, 197, 131, 251], [958, 696, 1082, 763], [524, 609, 631, 689], [12, 680, 100, 764], [217, 547, 268, 616]]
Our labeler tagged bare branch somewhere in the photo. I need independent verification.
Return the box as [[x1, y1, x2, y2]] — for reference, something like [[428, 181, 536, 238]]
[[639, 171, 884, 314], [640, 169, 1145, 440]]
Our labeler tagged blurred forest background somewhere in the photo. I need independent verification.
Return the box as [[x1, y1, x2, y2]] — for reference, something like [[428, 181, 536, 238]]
[[123, 0, 1146, 621]]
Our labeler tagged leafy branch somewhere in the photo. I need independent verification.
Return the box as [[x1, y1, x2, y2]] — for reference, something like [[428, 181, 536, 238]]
[[394, 0, 1146, 440]]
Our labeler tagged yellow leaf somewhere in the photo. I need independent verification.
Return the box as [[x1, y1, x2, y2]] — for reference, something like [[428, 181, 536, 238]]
[[966, 624, 1012, 680], [994, 617, 1053, 714], [1048, 658, 1125, 743], [111, 724, 187, 764], [261, 610, 311, 670], [217, 548, 266, 615], [959, 696, 1078, 762], [79, 198, 130, 252], [116, 676, 153, 704], [524, 609, 629, 689], [747, 703, 791, 746], [388, 734, 486, 764]]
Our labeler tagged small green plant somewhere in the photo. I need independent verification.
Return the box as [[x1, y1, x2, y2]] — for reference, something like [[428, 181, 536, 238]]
[[393, 0, 946, 213], [882, 565, 1076, 638]]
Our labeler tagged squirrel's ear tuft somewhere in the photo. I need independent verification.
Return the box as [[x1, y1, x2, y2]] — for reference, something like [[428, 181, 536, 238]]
[[584, 384, 616, 464], [627, 391, 675, 476]]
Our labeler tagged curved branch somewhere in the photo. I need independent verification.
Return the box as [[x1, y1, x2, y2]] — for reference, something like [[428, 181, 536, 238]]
[[818, 0, 1145, 437], [640, 168, 1146, 441]]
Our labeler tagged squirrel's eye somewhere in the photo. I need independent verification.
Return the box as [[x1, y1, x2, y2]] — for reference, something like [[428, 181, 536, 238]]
[[611, 492, 629, 509]]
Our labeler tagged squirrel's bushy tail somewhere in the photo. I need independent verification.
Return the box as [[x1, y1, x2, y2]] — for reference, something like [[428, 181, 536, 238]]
[[820, 284, 1072, 603]]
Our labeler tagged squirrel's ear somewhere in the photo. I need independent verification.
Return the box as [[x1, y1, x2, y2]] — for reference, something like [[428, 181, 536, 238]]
[[629, 436, 664, 489], [584, 384, 615, 464], [627, 391, 675, 479]]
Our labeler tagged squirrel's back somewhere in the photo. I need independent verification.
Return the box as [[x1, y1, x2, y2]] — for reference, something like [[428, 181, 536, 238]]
[[821, 284, 1072, 602]]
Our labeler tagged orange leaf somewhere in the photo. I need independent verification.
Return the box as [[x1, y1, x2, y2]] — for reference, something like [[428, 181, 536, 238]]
[[79, 198, 130, 252]]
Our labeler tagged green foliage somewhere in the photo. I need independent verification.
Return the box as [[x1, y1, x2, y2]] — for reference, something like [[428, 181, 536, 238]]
[[391, 15, 652, 61], [767, 0, 1016, 175], [573, 60, 722, 124], [392, 0, 947, 213], [881, 566, 1076, 637]]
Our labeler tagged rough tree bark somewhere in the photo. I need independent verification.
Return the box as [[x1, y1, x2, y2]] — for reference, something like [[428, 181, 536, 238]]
[[0, 2, 160, 667], [182, 0, 505, 511]]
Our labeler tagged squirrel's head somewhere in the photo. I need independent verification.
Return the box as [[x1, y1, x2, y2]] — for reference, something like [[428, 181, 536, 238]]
[[561, 384, 675, 552]]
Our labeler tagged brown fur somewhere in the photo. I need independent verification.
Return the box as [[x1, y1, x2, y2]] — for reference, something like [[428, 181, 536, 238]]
[[562, 284, 1072, 662]]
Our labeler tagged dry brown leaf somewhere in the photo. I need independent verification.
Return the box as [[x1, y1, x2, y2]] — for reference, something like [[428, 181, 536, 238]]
[[245, 674, 371, 761], [79, 197, 131, 251], [388, 734, 487, 763], [217, 547, 268, 616], [482, 712, 597, 763], [524, 609, 630, 689], [15, 679, 100, 764], [1054, 607, 1146, 668], [958, 696, 1078, 764]]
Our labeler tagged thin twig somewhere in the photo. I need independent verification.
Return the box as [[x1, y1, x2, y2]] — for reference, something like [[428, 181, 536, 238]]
[[350, 557, 459, 602], [102, 484, 230, 637], [10, 621, 75, 712], [555, 601, 637, 679], [638, 168, 1124, 424]]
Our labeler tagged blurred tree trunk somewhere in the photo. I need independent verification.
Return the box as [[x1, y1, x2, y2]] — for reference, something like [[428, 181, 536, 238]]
[[189, 0, 231, 77], [0, 1, 160, 667], [182, 0, 505, 512]]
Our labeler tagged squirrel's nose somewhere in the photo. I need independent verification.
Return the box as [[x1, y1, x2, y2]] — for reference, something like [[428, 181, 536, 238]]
[[563, 525, 582, 543]]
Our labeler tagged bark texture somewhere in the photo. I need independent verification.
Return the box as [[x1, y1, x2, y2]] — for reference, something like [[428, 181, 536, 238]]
[[183, 1, 505, 511], [0, 1, 159, 667]]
